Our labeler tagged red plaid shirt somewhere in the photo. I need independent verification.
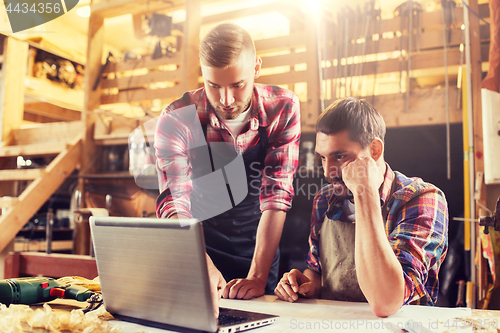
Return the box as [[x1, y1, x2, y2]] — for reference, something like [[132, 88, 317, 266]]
[[155, 84, 301, 218]]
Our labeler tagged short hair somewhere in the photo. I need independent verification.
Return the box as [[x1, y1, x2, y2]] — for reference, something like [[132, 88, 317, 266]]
[[316, 97, 386, 148], [199, 22, 256, 68]]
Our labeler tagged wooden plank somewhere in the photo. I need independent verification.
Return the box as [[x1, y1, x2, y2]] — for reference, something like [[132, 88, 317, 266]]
[[14, 240, 73, 252], [91, 0, 185, 19], [323, 47, 462, 78], [201, 0, 288, 24], [479, 3, 489, 19], [94, 136, 129, 146], [323, 87, 462, 127], [0, 138, 82, 253], [24, 77, 84, 111], [0, 142, 67, 157], [184, 0, 201, 92], [101, 70, 182, 90], [101, 85, 184, 104], [82, 14, 105, 178], [0, 197, 18, 208], [4, 252, 97, 279], [23, 102, 81, 122], [0, 37, 28, 142], [261, 51, 307, 69], [470, 0, 486, 306], [256, 71, 307, 86], [0, 169, 44, 181], [255, 32, 307, 54], [103, 53, 183, 74], [377, 88, 462, 127], [12, 121, 82, 146]]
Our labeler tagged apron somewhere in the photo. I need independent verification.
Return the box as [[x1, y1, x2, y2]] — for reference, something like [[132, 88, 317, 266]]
[[190, 123, 279, 294], [319, 179, 397, 301]]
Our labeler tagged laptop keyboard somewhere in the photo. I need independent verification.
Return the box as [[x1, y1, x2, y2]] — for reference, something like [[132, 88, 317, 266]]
[[217, 313, 252, 326]]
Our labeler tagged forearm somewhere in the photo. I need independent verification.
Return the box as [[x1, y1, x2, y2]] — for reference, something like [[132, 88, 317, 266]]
[[354, 189, 405, 317], [247, 210, 286, 283]]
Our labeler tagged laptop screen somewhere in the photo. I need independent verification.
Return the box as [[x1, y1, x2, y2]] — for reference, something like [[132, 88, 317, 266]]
[[90, 217, 218, 332]]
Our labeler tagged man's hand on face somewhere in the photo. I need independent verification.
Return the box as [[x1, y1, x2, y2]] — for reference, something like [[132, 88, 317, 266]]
[[274, 269, 314, 302], [222, 277, 266, 300], [206, 254, 226, 318], [342, 156, 384, 196]]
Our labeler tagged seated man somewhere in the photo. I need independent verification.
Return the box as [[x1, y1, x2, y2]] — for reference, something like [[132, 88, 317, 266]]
[[274, 97, 448, 317]]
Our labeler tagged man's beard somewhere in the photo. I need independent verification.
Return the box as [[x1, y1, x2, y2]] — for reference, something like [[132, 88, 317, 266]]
[[326, 177, 352, 198], [210, 96, 252, 120]]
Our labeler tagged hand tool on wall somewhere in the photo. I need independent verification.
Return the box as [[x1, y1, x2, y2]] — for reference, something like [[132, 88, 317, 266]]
[[0, 277, 103, 313], [441, 0, 451, 180], [93, 52, 114, 91], [479, 196, 500, 234]]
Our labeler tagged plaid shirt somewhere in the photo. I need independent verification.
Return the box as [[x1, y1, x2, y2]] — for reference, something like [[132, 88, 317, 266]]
[[155, 84, 300, 218], [306, 164, 448, 305]]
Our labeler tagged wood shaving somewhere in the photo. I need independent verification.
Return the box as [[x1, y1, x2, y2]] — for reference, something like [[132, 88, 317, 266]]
[[448, 313, 500, 332], [0, 303, 120, 333]]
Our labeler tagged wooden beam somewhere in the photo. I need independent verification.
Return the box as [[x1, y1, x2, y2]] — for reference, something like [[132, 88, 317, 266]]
[[91, 0, 185, 19], [11, 121, 82, 146], [23, 102, 81, 122], [101, 85, 184, 104], [469, 0, 486, 306], [23, 113, 63, 123], [82, 14, 105, 179], [183, 0, 201, 92], [13, 240, 73, 252], [0, 138, 81, 253], [0, 142, 67, 157], [0, 197, 18, 208], [0, 37, 28, 141], [0, 169, 44, 181], [101, 69, 182, 90]]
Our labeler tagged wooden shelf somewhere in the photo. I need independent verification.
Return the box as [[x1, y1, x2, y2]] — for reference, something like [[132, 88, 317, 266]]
[[13, 240, 73, 252], [83, 171, 133, 179], [25, 39, 85, 66], [24, 77, 84, 112]]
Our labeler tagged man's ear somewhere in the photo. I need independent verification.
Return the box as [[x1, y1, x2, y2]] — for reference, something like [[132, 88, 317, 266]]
[[370, 138, 384, 161], [254, 57, 262, 78]]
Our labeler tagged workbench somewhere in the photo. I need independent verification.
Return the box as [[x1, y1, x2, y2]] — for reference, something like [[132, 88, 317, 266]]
[[17, 295, 500, 333]]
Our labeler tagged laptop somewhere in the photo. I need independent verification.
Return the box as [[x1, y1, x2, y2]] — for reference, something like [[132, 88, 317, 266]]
[[89, 216, 278, 333]]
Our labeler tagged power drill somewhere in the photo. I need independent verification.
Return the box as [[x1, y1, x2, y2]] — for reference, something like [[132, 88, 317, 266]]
[[0, 277, 94, 306]]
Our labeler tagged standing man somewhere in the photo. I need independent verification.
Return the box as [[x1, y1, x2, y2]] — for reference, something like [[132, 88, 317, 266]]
[[155, 22, 301, 304], [274, 98, 448, 317]]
